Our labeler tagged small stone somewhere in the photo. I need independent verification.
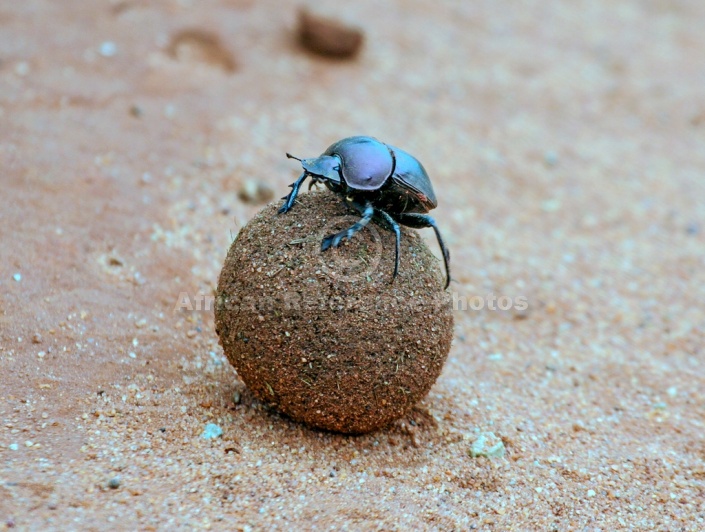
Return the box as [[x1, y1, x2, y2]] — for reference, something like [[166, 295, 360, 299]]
[[8, 443, 19, 451], [232, 390, 241, 404], [544, 151, 559, 167], [541, 199, 561, 212], [13, 273, 22, 282], [99, 41, 117, 57], [297, 8, 364, 58], [587, 489, 596, 497], [32, 333, 42, 344], [14, 61, 30, 76], [469, 431, 505, 458], [108, 476, 121, 489], [238, 179, 274, 205], [201, 423, 223, 439]]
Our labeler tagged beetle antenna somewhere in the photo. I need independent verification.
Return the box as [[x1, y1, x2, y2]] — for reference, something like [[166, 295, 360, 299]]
[[286, 153, 302, 161]]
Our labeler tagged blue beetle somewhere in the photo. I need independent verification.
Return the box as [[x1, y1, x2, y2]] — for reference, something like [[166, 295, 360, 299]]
[[279, 136, 451, 289]]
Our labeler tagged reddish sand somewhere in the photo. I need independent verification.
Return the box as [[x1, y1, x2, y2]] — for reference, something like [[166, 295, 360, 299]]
[[1, 1, 704, 529]]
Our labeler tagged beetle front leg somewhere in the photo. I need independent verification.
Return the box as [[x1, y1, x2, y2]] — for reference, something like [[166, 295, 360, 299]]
[[394, 213, 451, 289], [321, 201, 374, 251], [278, 172, 309, 214]]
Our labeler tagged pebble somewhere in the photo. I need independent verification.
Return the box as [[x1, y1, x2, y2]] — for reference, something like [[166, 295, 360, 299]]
[[14, 61, 30, 76], [13, 273, 22, 282], [201, 423, 223, 439], [8, 443, 19, 451], [108, 476, 121, 489], [686, 223, 700, 235], [297, 8, 364, 58], [238, 179, 274, 205], [541, 199, 561, 212], [99, 41, 117, 57], [469, 431, 505, 458], [544, 151, 559, 167]]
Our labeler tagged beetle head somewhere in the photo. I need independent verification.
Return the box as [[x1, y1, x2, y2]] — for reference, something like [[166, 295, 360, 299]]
[[287, 153, 342, 185]]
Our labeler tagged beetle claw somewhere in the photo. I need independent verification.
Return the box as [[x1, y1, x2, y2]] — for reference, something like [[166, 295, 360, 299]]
[[321, 233, 347, 251], [278, 172, 308, 215], [320, 235, 334, 251]]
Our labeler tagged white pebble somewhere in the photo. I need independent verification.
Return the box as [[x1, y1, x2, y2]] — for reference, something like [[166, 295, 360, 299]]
[[99, 41, 117, 57], [15, 62, 30, 76], [13, 273, 22, 282]]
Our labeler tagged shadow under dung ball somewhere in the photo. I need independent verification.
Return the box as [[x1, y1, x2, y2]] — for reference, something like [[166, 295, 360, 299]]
[[215, 190, 453, 434]]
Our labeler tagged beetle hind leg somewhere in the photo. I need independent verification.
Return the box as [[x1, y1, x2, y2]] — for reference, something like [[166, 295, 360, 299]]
[[394, 213, 451, 289], [321, 202, 374, 251], [374, 209, 401, 280]]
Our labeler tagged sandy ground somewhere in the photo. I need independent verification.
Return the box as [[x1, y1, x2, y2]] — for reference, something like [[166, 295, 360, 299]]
[[1, 0, 704, 529]]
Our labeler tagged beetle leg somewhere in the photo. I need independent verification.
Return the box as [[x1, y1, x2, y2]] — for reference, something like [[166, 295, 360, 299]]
[[393, 213, 451, 289], [278, 172, 309, 214], [341, 199, 401, 281], [321, 201, 374, 251], [374, 209, 401, 280], [308, 176, 326, 191]]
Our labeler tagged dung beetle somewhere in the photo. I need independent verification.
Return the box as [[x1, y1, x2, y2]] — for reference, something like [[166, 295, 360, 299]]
[[278, 136, 451, 289]]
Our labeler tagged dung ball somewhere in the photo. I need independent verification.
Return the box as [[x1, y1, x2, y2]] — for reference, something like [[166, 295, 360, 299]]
[[215, 190, 453, 434]]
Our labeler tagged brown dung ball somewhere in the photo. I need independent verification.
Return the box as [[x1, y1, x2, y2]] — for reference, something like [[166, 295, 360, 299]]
[[215, 190, 453, 434]]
